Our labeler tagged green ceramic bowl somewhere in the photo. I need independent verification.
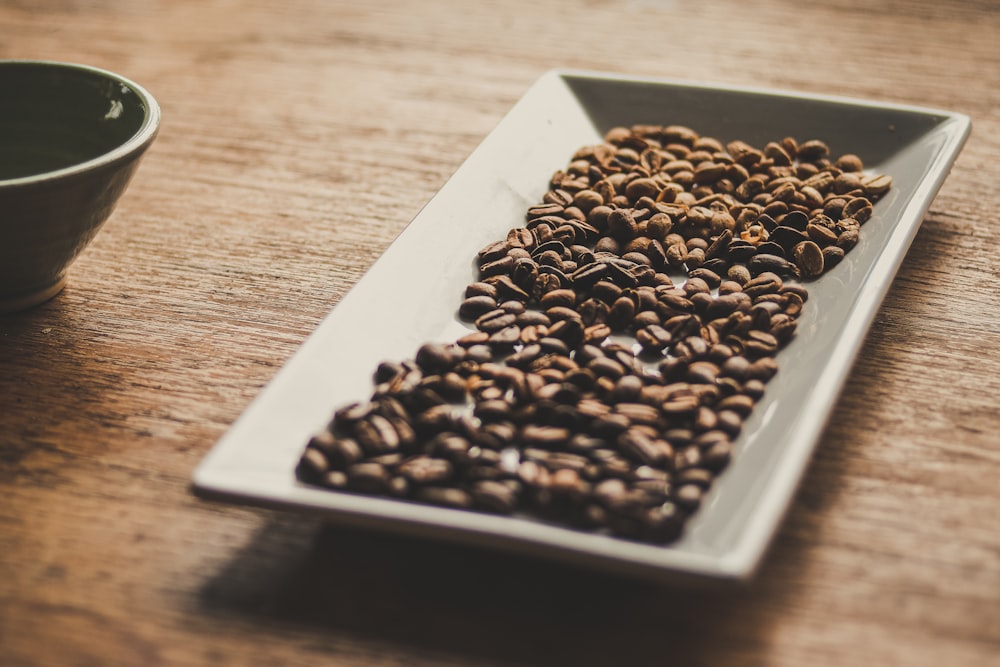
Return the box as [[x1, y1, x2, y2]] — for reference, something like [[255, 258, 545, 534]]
[[0, 60, 160, 313]]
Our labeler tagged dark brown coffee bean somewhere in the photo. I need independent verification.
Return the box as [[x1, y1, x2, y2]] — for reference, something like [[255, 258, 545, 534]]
[[686, 361, 720, 384], [415, 343, 459, 374], [582, 323, 612, 345], [479, 255, 515, 279], [861, 173, 892, 197], [748, 253, 797, 279], [704, 292, 748, 320], [539, 288, 576, 309], [471, 480, 519, 514], [605, 296, 636, 331], [465, 281, 498, 299], [547, 317, 584, 347], [488, 325, 521, 348], [657, 290, 695, 316], [742, 272, 783, 298], [823, 245, 845, 269], [332, 401, 375, 427], [458, 295, 498, 320], [590, 280, 623, 304], [806, 221, 839, 246], [490, 274, 532, 302], [507, 227, 536, 250], [716, 393, 755, 416], [569, 261, 607, 290], [701, 440, 733, 471], [792, 240, 825, 278], [688, 267, 722, 290], [398, 455, 453, 484], [747, 356, 779, 381], [326, 436, 364, 469], [727, 264, 752, 285], [617, 429, 669, 466], [511, 257, 539, 291], [415, 486, 473, 509], [295, 447, 330, 484], [837, 228, 860, 251], [346, 462, 391, 494], [546, 305, 583, 324], [842, 196, 874, 223], [520, 425, 571, 448], [661, 394, 700, 415], [770, 225, 809, 253], [673, 484, 703, 510], [635, 324, 672, 353], [607, 208, 638, 239]]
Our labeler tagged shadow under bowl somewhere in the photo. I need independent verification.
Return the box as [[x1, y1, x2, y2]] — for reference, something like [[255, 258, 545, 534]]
[[0, 60, 161, 313]]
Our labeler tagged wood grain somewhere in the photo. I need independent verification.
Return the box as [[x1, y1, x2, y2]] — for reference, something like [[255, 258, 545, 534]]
[[1, 1, 998, 665]]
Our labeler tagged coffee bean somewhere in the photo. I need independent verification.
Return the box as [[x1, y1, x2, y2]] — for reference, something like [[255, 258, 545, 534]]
[[326, 436, 364, 469], [823, 245, 846, 269], [749, 253, 799, 278], [792, 240, 825, 278], [415, 486, 473, 509], [770, 225, 809, 253], [862, 173, 892, 196], [346, 462, 391, 494], [539, 288, 577, 309], [471, 480, 520, 514], [842, 196, 874, 223], [398, 455, 453, 484]]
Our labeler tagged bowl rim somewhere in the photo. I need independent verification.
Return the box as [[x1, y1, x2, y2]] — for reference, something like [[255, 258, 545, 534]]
[[0, 59, 161, 187]]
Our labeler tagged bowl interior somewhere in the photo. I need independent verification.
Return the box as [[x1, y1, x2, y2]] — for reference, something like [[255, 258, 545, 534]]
[[0, 62, 150, 181]]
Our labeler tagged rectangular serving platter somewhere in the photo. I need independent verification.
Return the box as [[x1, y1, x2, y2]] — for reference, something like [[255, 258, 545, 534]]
[[192, 69, 970, 581]]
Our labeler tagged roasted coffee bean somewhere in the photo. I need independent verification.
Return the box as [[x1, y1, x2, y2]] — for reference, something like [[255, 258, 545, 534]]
[[325, 436, 364, 469], [862, 173, 892, 196], [458, 294, 498, 320], [806, 221, 839, 246], [837, 227, 860, 251], [748, 252, 800, 278], [472, 480, 519, 514], [398, 455, 453, 484], [507, 227, 536, 250], [614, 402, 662, 427], [488, 325, 521, 348], [415, 343, 459, 374], [491, 274, 532, 302], [792, 240, 825, 278], [635, 324, 673, 353], [465, 281, 498, 299], [570, 261, 608, 290], [539, 288, 577, 309], [823, 245, 846, 269], [346, 462, 391, 494], [770, 225, 809, 253], [781, 210, 809, 231], [415, 486, 473, 509], [590, 280, 623, 304], [617, 429, 669, 466], [744, 330, 780, 357], [742, 271, 783, 298], [295, 447, 330, 484]]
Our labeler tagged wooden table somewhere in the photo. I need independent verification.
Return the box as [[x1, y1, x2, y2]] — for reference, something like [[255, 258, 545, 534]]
[[2, 1, 998, 665]]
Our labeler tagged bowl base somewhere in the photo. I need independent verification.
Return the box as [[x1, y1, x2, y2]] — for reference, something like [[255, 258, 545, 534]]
[[0, 277, 67, 314]]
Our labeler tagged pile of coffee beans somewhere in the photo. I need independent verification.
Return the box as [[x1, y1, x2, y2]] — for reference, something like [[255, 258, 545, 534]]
[[296, 124, 891, 543]]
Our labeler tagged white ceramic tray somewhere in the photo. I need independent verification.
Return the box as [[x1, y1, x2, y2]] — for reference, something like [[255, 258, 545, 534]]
[[192, 70, 970, 581]]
